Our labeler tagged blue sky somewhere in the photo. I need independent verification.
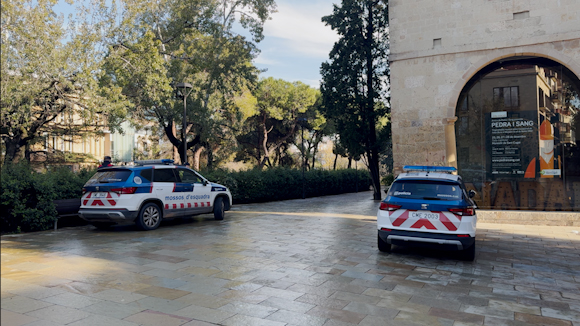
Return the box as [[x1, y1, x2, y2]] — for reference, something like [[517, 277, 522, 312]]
[[250, 0, 340, 88]]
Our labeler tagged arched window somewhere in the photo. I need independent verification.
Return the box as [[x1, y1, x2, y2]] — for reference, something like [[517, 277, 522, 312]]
[[455, 57, 580, 211]]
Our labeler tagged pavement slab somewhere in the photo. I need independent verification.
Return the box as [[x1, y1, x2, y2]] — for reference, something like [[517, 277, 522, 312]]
[[2, 191, 579, 326], [1, 309, 39, 326]]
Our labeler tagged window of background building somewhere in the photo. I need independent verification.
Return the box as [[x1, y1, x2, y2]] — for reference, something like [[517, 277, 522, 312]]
[[493, 86, 519, 109]]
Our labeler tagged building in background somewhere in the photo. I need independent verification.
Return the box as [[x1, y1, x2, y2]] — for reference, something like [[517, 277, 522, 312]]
[[109, 121, 157, 163], [31, 111, 157, 171]]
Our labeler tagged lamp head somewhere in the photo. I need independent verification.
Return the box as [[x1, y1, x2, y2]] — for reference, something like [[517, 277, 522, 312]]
[[175, 82, 193, 98]]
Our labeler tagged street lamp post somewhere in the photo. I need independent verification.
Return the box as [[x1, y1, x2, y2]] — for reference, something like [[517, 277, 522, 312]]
[[176, 82, 193, 165]]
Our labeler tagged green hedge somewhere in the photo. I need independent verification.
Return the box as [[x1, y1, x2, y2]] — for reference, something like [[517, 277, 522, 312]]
[[204, 167, 371, 204], [0, 162, 96, 233], [1, 163, 370, 233]]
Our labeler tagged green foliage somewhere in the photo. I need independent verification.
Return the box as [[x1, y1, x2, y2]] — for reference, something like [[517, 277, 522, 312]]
[[204, 168, 371, 204], [49, 166, 97, 199], [101, 0, 277, 166], [0, 162, 96, 233], [381, 173, 394, 187], [1, 162, 56, 233], [320, 0, 390, 199], [1, 0, 128, 162], [236, 78, 321, 168]]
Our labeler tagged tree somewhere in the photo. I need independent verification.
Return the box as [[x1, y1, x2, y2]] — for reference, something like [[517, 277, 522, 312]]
[[1, 0, 127, 163], [295, 97, 328, 170], [236, 78, 319, 169], [101, 0, 276, 166], [320, 0, 390, 200]]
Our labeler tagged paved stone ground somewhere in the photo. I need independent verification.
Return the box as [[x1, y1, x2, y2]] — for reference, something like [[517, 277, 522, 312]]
[[2, 191, 580, 326]]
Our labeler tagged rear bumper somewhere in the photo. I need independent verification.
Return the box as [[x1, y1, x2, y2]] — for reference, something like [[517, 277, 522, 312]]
[[78, 208, 138, 225], [378, 229, 475, 251]]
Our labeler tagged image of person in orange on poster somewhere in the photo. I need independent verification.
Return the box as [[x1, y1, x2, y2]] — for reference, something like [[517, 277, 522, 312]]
[[539, 119, 554, 178]]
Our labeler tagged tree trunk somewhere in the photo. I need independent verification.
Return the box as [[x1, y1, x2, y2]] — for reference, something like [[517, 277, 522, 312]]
[[259, 117, 271, 169], [366, 2, 381, 200], [333, 153, 338, 170], [163, 121, 200, 165], [193, 145, 203, 170], [311, 132, 321, 169], [206, 144, 214, 170], [309, 146, 313, 170], [368, 152, 382, 200], [172, 122, 179, 162], [3, 135, 27, 163]]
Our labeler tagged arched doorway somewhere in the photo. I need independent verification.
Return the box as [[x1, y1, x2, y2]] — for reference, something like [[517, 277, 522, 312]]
[[455, 56, 580, 211]]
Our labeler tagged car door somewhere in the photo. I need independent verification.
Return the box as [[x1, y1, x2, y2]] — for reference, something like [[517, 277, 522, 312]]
[[152, 168, 183, 218], [176, 168, 213, 216]]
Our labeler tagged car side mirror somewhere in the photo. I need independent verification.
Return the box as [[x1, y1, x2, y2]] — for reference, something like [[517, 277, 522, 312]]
[[203, 180, 208, 186], [468, 190, 476, 198]]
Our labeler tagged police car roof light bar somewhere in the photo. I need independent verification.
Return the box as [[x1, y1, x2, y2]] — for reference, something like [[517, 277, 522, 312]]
[[403, 165, 457, 173], [134, 159, 174, 165]]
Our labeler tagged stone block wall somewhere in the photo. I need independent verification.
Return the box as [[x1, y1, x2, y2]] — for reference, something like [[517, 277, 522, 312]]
[[477, 210, 580, 226], [390, 0, 579, 58], [389, 0, 580, 171]]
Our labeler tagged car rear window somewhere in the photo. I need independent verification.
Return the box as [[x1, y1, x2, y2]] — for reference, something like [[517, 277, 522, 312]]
[[388, 180, 463, 201], [86, 169, 132, 184]]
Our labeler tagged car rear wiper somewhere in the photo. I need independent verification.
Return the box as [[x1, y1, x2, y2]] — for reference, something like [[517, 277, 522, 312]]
[[422, 197, 441, 200]]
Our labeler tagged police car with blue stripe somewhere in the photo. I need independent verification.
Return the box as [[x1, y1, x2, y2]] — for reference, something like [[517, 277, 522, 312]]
[[78, 159, 232, 230], [377, 165, 478, 260]]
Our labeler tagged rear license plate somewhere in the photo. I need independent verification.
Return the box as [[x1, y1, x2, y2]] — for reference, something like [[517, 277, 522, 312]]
[[410, 211, 439, 220], [93, 192, 108, 198]]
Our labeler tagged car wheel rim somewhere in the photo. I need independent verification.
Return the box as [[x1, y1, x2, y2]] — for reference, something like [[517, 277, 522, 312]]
[[144, 206, 159, 227]]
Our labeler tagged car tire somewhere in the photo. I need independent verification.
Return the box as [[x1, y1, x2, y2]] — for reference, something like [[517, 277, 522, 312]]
[[136, 203, 162, 230], [213, 197, 225, 221], [377, 233, 391, 252], [462, 243, 476, 261]]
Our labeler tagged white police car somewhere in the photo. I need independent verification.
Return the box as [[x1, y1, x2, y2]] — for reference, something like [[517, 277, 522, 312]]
[[377, 166, 477, 260], [78, 159, 232, 230]]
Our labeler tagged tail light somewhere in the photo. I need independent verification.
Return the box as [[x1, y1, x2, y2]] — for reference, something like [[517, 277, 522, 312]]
[[82, 188, 87, 195], [449, 207, 475, 216], [380, 203, 402, 211], [111, 187, 137, 194]]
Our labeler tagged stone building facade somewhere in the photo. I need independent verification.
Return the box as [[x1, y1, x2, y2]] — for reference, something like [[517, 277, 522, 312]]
[[389, 0, 580, 211]]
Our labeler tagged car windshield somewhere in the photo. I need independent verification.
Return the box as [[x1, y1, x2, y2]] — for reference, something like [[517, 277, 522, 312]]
[[388, 180, 463, 201], [85, 169, 132, 184]]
